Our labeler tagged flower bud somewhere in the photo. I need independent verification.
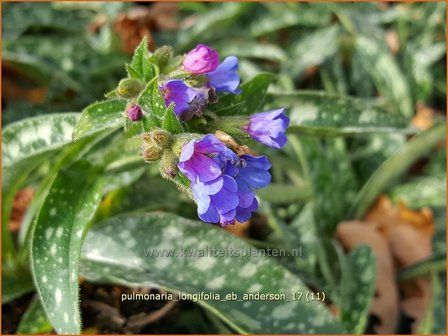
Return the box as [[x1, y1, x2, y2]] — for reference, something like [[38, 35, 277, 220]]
[[142, 144, 163, 162], [117, 78, 143, 99], [160, 151, 179, 179], [143, 129, 173, 148], [154, 45, 173, 70], [127, 104, 142, 121], [183, 44, 219, 74]]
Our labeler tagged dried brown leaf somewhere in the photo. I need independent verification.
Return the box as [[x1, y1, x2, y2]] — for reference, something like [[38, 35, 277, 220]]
[[336, 220, 399, 333]]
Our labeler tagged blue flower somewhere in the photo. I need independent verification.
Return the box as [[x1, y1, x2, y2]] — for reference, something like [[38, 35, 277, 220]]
[[178, 134, 226, 183], [159, 80, 197, 118], [206, 56, 241, 94], [244, 108, 289, 149], [191, 175, 240, 225], [177, 134, 271, 225]]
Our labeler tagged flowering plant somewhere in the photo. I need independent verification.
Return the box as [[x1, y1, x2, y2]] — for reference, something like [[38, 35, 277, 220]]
[[103, 39, 289, 226], [2, 5, 445, 333]]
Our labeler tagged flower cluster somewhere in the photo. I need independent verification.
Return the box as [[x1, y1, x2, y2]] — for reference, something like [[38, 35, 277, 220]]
[[119, 41, 290, 225], [155, 44, 289, 149], [178, 134, 271, 225], [157, 44, 241, 121]]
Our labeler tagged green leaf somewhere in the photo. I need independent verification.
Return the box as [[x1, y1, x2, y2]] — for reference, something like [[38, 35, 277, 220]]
[[129, 37, 156, 81], [2, 113, 79, 169], [282, 25, 340, 79], [137, 77, 166, 131], [423, 273, 446, 334], [18, 136, 98, 252], [269, 91, 414, 136], [424, 143, 446, 178], [73, 99, 127, 141], [397, 250, 446, 281], [177, 3, 253, 50], [289, 204, 319, 276], [209, 73, 274, 116], [30, 161, 107, 334], [2, 265, 34, 304], [16, 296, 53, 334], [125, 64, 142, 79], [81, 213, 344, 334], [2, 2, 91, 40], [339, 245, 376, 334], [390, 176, 446, 208], [2, 113, 79, 259], [257, 183, 312, 204], [249, 3, 331, 36], [355, 35, 413, 117], [297, 137, 358, 235], [162, 104, 184, 134], [215, 41, 287, 62], [351, 122, 446, 218]]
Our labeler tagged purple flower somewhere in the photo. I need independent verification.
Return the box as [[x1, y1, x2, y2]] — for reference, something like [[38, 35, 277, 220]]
[[183, 44, 220, 74], [206, 56, 241, 94], [244, 108, 290, 149], [178, 134, 272, 225], [159, 80, 197, 117], [127, 104, 142, 121], [178, 134, 227, 183], [178, 88, 207, 121]]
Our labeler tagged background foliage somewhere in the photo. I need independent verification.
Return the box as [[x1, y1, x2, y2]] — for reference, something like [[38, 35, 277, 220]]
[[2, 2, 446, 335]]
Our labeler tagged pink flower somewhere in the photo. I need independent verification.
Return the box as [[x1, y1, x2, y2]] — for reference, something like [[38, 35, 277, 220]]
[[127, 105, 142, 121], [183, 44, 219, 74]]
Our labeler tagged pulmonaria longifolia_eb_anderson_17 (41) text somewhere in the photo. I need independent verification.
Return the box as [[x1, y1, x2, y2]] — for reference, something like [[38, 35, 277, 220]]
[[96, 39, 289, 226]]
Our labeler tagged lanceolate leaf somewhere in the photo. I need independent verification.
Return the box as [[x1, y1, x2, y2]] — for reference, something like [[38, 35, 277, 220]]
[[73, 99, 127, 141], [177, 2, 253, 50], [351, 122, 446, 218], [2, 113, 79, 169], [209, 73, 274, 116], [270, 91, 413, 136], [355, 35, 413, 117], [299, 137, 358, 235], [129, 37, 156, 81], [81, 213, 344, 334], [339, 245, 376, 334], [215, 42, 287, 62], [30, 161, 107, 334], [283, 25, 340, 79], [138, 77, 166, 131], [2, 113, 79, 259], [162, 104, 184, 134], [249, 4, 331, 36]]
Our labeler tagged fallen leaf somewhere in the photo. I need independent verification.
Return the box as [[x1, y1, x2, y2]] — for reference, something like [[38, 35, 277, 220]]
[[9, 188, 34, 232], [113, 7, 156, 54], [336, 195, 435, 333], [385, 30, 400, 55], [412, 103, 436, 130], [336, 220, 399, 334], [112, 4, 179, 54], [3, 75, 47, 104], [224, 220, 251, 238]]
